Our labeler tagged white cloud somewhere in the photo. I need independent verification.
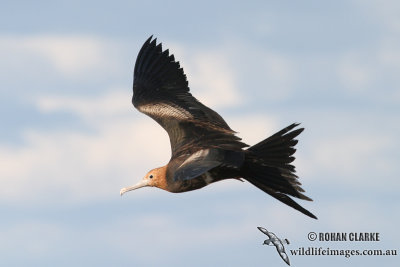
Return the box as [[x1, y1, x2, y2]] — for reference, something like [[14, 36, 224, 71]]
[[358, 0, 400, 33], [0, 35, 122, 79], [313, 134, 388, 173], [337, 53, 372, 92], [257, 51, 296, 100], [26, 36, 110, 76], [335, 44, 400, 103], [37, 89, 132, 124], [335, 2, 400, 102], [298, 130, 396, 192], [178, 47, 244, 109], [0, 90, 172, 204]]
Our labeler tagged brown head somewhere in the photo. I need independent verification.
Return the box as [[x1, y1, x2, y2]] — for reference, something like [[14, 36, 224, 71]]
[[120, 165, 168, 195]]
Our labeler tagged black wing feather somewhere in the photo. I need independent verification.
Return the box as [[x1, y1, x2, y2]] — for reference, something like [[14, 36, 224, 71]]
[[132, 36, 247, 156]]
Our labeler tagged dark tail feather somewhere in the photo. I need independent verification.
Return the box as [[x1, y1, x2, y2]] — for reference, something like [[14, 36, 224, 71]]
[[242, 123, 317, 219]]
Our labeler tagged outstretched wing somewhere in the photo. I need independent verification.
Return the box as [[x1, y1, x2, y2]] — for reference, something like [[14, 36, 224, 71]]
[[132, 36, 247, 156]]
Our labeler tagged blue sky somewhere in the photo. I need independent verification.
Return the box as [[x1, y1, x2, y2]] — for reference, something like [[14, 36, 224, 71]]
[[1, 0, 399, 266]]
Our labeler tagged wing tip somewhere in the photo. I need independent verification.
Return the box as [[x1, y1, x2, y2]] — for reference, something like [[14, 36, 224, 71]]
[[133, 35, 188, 90], [145, 35, 154, 43]]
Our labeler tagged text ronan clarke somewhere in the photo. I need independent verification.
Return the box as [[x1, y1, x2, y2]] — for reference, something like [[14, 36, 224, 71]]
[[319, 232, 380, 242]]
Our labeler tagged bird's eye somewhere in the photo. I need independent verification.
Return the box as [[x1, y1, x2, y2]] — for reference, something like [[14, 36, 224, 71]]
[[149, 174, 153, 179]]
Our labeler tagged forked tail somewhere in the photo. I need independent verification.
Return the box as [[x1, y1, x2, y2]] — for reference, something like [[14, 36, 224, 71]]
[[241, 123, 317, 219]]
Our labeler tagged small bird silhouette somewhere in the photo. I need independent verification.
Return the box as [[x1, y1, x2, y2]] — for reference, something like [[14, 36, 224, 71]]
[[258, 227, 291, 265], [120, 36, 316, 219]]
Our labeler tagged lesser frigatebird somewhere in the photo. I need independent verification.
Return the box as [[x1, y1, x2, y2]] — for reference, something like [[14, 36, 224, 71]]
[[120, 36, 316, 219]]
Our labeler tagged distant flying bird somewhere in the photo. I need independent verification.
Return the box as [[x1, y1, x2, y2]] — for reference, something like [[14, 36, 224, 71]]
[[120, 36, 316, 219]]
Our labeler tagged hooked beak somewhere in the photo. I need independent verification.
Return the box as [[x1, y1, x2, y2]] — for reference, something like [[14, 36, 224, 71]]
[[120, 179, 150, 196]]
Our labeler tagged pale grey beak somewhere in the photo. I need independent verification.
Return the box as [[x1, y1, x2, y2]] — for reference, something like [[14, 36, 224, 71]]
[[120, 179, 150, 196]]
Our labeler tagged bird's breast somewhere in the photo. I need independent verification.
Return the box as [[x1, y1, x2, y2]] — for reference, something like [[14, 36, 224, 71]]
[[164, 171, 217, 193]]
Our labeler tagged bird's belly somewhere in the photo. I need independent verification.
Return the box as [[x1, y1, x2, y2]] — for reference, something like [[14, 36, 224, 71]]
[[170, 168, 242, 193], [168, 172, 217, 193]]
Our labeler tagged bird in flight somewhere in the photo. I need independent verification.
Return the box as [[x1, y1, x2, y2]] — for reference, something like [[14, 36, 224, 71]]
[[120, 36, 316, 219]]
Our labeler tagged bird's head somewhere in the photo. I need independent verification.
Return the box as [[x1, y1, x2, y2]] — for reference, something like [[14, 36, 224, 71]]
[[120, 166, 167, 195]]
